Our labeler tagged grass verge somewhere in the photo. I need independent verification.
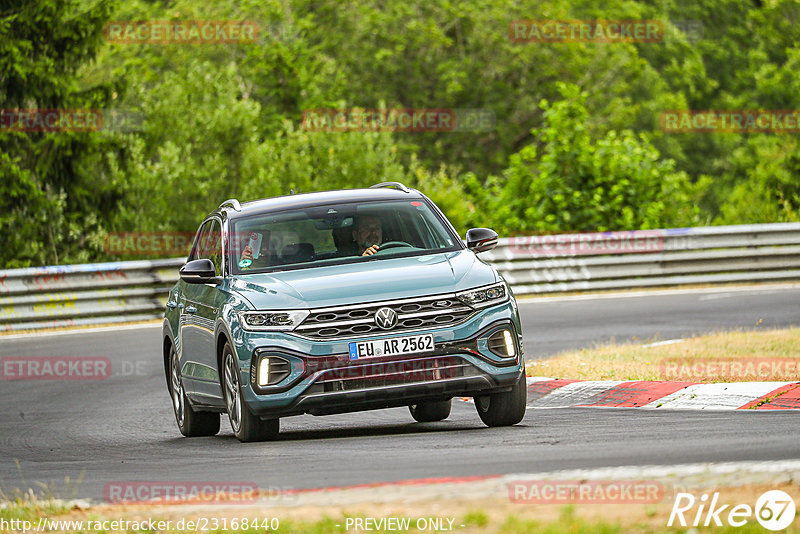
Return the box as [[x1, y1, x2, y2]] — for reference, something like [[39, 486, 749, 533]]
[[3, 482, 800, 533], [526, 327, 800, 382]]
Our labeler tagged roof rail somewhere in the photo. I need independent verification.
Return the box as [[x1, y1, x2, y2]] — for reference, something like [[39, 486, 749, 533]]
[[370, 182, 410, 193], [218, 198, 242, 211]]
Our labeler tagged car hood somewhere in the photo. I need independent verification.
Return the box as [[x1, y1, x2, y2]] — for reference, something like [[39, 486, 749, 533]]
[[228, 250, 497, 310]]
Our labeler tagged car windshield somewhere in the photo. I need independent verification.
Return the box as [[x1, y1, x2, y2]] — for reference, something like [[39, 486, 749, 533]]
[[228, 199, 461, 274]]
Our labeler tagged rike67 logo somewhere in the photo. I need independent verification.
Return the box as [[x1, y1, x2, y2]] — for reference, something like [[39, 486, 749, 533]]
[[669, 490, 796, 531]]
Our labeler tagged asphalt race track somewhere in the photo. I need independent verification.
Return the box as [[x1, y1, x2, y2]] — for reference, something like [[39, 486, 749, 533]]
[[1, 285, 798, 500], [521, 284, 800, 357]]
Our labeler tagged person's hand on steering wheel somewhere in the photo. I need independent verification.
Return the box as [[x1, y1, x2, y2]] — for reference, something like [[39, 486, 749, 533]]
[[361, 241, 411, 256], [361, 244, 380, 256]]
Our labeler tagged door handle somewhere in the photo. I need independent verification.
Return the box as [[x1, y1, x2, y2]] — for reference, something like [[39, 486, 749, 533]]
[[185, 306, 197, 314]]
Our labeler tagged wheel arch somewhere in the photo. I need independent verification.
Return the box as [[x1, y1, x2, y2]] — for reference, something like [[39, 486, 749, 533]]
[[162, 319, 176, 388], [216, 332, 230, 379], [215, 321, 236, 385]]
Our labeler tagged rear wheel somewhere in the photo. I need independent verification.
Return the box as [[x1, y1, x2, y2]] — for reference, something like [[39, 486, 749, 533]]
[[221, 343, 279, 442], [409, 399, 452, 422], [169, 344, 219, 437], [475, 372, 527, 427]]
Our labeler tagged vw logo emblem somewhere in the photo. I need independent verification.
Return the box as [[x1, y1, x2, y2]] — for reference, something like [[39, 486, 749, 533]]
[[374, 307, 398, 330]]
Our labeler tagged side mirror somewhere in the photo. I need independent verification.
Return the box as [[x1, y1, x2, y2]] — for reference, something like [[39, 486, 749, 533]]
[[466, 228, 499, 253], [180, 258, 222, 285]]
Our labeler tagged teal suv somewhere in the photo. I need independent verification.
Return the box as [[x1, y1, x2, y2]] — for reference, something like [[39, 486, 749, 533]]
[[163, 183, 526, 442]]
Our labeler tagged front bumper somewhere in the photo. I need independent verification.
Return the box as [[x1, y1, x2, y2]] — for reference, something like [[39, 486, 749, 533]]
[[235, 300, 524, 418]]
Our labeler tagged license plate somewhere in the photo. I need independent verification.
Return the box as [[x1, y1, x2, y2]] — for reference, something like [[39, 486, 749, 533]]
[[348, 334, 435, 360]]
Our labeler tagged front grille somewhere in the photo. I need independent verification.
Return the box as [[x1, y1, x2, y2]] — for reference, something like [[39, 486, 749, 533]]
[[304, 355, 479, 394], [293, 294, 474, 340]]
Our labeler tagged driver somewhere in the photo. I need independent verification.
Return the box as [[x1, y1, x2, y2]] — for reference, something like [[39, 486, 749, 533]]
[[352, 214, 382, 256]]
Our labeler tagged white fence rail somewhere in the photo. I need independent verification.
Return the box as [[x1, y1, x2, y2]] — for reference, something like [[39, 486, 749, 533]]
[[2, 223, 799, 331]]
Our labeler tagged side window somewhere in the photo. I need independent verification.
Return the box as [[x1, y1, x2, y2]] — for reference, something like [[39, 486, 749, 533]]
[[188, 221, 212, 262], [206, 220, 223, 275], [188, 220, 222, 275]]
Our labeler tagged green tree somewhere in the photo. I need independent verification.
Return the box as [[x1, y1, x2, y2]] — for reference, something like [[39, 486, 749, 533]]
[[0, 0, 119, 268], [486, 84, 704, 234], [716, 135, 800, 224]]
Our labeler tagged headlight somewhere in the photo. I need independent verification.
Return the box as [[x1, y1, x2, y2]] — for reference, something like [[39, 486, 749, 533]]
[[239, 310, 309, 331], [456, 282, 508, 309]]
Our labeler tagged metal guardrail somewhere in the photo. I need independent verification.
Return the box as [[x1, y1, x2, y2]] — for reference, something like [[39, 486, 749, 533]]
[[0, 259, 183, 331], [482, 223, 800, 294], [1, 223, 799, 331]]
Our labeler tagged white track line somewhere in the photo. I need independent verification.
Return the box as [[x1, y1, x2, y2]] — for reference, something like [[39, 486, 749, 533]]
[[642, 382, 794, 410], [504, 459, 800, 483], [528, 380, 625, 408], [641, 339, 685, 348]]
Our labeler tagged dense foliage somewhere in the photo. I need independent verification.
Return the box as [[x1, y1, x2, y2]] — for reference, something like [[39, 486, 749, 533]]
[[2, 0, 799, 267]]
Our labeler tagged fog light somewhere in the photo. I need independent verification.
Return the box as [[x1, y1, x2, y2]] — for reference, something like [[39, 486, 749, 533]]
[[258, 357, 270, 387], [503, 330, 516, 357], [487, 328, 516, 358]]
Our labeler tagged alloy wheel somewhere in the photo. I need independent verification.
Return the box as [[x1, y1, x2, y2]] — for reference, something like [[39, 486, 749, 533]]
[[170, 348, 185, 427], [224, 353, 242, 432]]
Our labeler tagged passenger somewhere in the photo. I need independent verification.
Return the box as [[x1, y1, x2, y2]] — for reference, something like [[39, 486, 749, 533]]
[[237, 230, 273, 269]]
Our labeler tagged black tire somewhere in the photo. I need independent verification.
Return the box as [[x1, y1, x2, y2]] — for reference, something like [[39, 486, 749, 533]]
[[221, 342, 280, 442], [474, 372, 527, 427], [169, 344, 220, 437], [409, 399, 452, 422]]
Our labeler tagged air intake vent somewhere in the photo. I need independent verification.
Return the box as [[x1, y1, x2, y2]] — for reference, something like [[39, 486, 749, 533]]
[[268, 357, 291, 384], [487, 329, 514, 357]]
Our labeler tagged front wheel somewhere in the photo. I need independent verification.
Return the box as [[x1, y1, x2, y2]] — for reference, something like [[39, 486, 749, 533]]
[[169, 344, 220, 437], [409, 399, 452, 422], [475, 372, 527, 427], [221, 343, 279, 442]]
